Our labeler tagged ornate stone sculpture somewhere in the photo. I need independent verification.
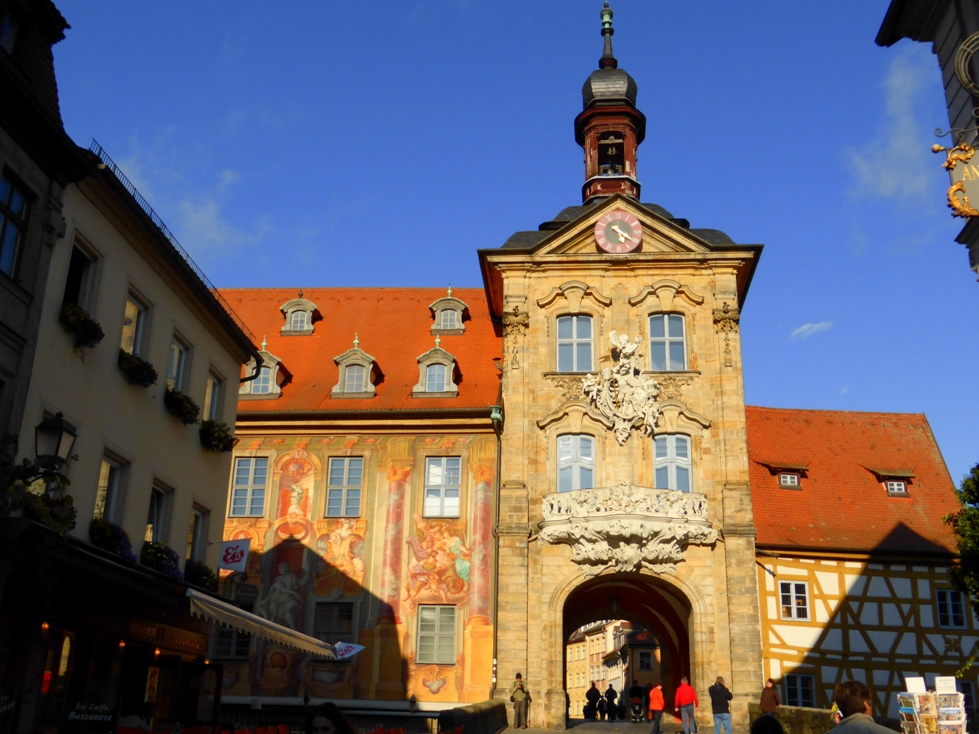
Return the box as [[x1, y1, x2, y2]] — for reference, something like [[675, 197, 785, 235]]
[[539, 483, 718, 574], [582, 332, 662, 445]]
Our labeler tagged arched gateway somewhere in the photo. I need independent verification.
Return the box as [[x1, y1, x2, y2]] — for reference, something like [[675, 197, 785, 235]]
[[482, 4, 765, 728]]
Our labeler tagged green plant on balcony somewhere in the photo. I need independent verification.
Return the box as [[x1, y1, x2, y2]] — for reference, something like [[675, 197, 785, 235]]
[[199, 419, 236, 452], [118, 349, 158, 388], [89, 517, 138, 565], [59, 303, 105, 349], [164, 388, 200, 425], [140, 541, 184, 582], [184, 558, 218, 590]]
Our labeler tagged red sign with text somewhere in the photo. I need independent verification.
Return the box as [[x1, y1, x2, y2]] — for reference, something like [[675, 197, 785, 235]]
[[218, 539, 250, 572]]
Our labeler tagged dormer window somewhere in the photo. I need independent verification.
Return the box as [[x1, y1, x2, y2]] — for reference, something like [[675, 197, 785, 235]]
[[885, 480, 909, 496], [280, 291, 316, 336], [240, 342, 283, 399], [779, 473, 800, 489], [429, 288, 467, 335], [413, 340, 458, 398], [331, 336, 376, 399]]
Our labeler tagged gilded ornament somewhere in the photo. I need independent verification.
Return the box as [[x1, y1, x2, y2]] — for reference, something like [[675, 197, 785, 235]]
[[948, 180, 979, 218]]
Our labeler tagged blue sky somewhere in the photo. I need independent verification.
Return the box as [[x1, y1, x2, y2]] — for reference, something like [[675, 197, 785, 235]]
[[53, 2, 978, 483]]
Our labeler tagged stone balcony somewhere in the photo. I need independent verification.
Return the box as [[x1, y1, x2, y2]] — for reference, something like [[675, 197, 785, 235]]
[[538, 482, 718, 574]]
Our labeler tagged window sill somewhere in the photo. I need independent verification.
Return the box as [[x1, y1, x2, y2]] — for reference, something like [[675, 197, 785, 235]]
[[544, 371, 596, 378], [228, 514, 265, 519], [411, 391, 457, 399], [422, 514, 461, 520], [239, 392, 280, 401], [280, 329, 314, 336], [431, 327, 465, 336], [640, 369, 701, 377], [331, 391, 375, 399]]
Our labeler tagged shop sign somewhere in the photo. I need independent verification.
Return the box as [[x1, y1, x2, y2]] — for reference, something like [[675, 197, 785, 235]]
[[66, 702, 114, 724], [161, 627, 206, 656], [128, 620, 161, 644], [933, 142, 979, 217], [218, 539, 250, 573]]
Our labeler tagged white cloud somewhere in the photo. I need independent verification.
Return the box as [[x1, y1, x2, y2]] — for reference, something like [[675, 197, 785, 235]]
[[789, 321, 833, 340], [847, 46, 935, 200], [840, 386, 849, 395]]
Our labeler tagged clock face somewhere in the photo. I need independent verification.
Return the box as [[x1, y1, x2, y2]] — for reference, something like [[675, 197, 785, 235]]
[[594, 209, 643, 253]]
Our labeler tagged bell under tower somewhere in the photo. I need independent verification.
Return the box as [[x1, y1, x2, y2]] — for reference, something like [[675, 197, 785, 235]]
[[575, 2, 646, 203]]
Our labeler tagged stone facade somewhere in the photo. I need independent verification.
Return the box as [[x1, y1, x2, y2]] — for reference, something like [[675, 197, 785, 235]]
[[480, 196, 764, 728]]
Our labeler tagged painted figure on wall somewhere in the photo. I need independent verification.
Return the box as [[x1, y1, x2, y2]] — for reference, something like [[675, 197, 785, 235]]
[[256, 562, 303, 628], [315, 519, 367, 596], [403, 514, 471, 613]]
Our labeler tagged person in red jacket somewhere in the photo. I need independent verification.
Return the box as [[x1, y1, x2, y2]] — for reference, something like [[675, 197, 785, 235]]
[[648, 683, 666, 734], [674, 676, 699, 734]]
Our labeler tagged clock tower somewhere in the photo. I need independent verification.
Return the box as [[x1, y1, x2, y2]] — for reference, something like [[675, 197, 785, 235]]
[[576, 2, 646, 203]]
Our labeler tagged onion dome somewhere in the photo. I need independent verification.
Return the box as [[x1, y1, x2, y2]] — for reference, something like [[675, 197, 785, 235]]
[[581, 2, 637, 109]]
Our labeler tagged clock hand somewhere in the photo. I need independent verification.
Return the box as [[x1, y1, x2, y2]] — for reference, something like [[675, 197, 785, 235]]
[[610, 224, 632, 242]]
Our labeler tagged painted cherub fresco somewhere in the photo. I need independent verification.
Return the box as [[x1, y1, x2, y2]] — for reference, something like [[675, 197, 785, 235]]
[[402, 514, 470, 613], [314, 519, 366, 596]]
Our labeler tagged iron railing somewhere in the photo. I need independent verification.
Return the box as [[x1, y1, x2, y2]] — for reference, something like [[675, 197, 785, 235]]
[[88, 139, 257, 345]]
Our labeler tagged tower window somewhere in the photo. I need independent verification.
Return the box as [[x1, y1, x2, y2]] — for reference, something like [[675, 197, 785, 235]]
[[598, 132, 625, 176]]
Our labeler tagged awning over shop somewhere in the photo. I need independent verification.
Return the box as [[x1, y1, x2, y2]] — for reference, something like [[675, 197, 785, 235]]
[[186, 588, 337, 659]]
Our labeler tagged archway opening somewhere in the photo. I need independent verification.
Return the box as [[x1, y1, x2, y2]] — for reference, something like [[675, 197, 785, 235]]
[[562, 573, 692, 723]]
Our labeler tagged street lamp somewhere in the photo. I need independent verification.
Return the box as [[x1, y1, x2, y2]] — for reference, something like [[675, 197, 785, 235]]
[[34, 413, 77, 473]]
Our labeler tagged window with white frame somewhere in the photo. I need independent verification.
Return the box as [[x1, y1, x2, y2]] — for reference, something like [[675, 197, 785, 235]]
[[252, 366, 272, 394], [0, 173, 30, 277], [654, 435, 691, 492], [290, 310, 309, 331], [94, 455, 126, 523], [230, 457, 267, 517], [779, 473, 800, 489], [203, 370, 223, 421], [557, 434, 594, 492], [426, 363, 447, 393], [166, 335, 190, 391], [557, 315, 593, 372], [440, 310, 458, 330], [344, 364, 366, 394], [639, 651, 652, 670], [145, 483, 173, 544], [313, 602, 355, 645], [120, 294, 148, 356], [424, 457, 460, 517], [937, 589, 967, 629], [186, 505, 209, 562], [327, 457, 362, 517], [416, 605, 456, 664], [429, 294, 467, 335], [784, 674, 815, 708], [649, 314, 686, 371], [885, 480, 909, 496], [780, 580, 810, 620]]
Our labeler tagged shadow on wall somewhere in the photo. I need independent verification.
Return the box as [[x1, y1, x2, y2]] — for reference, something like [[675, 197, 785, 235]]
[[767, 523, 972, 720]]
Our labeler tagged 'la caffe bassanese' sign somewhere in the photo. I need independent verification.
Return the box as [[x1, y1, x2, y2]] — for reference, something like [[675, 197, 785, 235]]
[[934, 141, 979, 217]]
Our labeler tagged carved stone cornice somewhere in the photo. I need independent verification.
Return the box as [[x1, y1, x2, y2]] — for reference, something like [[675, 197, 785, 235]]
[[539, 483, 718, 574], [712, 301, 740, 333], [545, 374, 586, 402], [629, 280, 705, 311], [536, 281, 612, 313], [655, 374, 694, 401]]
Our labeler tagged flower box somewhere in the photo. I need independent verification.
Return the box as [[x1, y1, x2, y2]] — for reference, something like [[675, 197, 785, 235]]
[[59, 303, 105, 349], [184, 558, 218, 590], [89, 518, 138, 566], [118, 349, 158, 388], [140, 541, 184, 582], [165, 388, 200, 425], [199, 419, 236, 452]]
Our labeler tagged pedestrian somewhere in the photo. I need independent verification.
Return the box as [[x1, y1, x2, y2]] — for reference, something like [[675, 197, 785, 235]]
[[587, 680, 601, 721], [304, 702, 355, 734], [833, 680, 896, 734], [708, 676, 733, 734], [598, 696, 607, 721], [675, 676, 699, 734], [648, 682, 665, 734], [510, 672, 530, 729], [605, 684, 618, 722], [759, 678, 780, 717]]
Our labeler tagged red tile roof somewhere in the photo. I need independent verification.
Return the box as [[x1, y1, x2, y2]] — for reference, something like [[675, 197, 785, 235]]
[[220, 288, 501, 414], [746, 406, 960, 556]]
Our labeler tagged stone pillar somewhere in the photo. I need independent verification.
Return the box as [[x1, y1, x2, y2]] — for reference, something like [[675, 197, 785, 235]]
[[494, 480, 529, 700]]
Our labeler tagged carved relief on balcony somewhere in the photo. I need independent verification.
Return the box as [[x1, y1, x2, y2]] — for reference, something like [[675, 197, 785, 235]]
[[539, 483, 718, 574]]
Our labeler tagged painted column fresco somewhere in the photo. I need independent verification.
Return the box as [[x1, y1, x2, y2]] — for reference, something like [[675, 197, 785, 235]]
[[378, 463, 411, 623], [463, 455, 496, 700]]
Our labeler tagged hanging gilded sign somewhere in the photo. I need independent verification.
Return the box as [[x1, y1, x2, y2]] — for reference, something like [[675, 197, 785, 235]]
[[933, 142, 979, 218]]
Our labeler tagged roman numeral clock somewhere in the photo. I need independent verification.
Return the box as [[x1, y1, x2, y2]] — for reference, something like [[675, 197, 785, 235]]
[[594, 209, 643, 253]]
